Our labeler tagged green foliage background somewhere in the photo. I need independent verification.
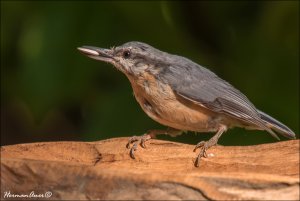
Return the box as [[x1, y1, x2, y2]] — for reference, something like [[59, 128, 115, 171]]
[[1, 1, 299, 146]]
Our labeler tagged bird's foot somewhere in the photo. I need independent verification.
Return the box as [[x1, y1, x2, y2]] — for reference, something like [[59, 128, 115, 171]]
[[193, 140, 217, 167], [126, 134, 151, 159], [126, 128, 182, 159], [193, 126, 226, 167]]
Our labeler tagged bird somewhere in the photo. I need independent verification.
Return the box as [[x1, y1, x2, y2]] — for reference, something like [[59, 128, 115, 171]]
[[77, 41, 296, 167]]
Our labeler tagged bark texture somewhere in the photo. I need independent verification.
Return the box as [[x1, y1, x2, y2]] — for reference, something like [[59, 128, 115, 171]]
[[1, 138, 299, 200]]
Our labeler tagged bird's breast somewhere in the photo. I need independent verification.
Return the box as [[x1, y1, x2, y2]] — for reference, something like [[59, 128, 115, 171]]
[[127, 72, 219, 132]]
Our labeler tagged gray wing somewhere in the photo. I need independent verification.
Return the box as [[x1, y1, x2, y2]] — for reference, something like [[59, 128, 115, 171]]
[[158, 61, 277, 137]]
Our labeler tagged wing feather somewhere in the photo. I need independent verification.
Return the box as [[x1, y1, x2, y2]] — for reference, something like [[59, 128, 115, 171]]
[[158, 61, 275, 135]]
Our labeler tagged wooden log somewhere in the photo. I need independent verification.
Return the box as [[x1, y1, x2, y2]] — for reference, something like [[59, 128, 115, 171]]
[[1, 138, 299, 200]]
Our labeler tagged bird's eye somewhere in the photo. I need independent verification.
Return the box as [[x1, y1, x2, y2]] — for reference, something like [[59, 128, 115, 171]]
[[123, 50, 131, 59]]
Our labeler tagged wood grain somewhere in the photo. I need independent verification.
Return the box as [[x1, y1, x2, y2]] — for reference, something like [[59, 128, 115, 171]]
[[1, 138, 299, 200]]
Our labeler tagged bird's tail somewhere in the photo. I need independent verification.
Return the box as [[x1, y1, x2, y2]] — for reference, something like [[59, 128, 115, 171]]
[[258, 110, 296, 139]]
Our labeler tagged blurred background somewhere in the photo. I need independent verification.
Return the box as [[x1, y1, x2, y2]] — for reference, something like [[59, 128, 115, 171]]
[[1, 1, 299, 146]]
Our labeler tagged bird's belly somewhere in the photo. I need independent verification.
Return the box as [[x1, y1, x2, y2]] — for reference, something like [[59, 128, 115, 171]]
[[129, 75, 219, 132], [141, 97, 218, 132]]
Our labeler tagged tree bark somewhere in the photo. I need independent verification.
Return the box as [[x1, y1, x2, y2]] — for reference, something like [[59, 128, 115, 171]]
[[1, 138, 299, 200]]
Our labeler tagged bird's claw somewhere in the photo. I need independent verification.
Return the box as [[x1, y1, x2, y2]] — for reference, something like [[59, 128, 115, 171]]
[[129, 143, 138, 159], [193, 141, 209, 167], [193, 141, 206, 152], [126, 136, 138, 149], [126, 134, 151, 159]]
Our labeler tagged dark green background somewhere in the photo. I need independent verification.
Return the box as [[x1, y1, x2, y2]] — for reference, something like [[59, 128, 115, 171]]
[[1, 1, 299, 146]]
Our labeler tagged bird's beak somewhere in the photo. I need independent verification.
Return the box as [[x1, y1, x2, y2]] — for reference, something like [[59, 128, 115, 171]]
[[77, 46, 114, 63]]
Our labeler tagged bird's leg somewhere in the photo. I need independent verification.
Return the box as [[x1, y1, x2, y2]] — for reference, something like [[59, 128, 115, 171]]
[[126, 128, 182, 159], [193, 125, 227, 167]]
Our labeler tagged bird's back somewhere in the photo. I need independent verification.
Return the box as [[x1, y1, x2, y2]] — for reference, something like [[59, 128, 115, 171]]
[[157, 54, 295, 139]]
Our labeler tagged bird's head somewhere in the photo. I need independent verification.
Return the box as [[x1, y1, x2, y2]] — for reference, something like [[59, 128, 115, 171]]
[[77, 41, 169, 77]]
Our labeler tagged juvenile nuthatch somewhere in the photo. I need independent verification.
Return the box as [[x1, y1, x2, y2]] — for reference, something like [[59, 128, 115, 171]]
[[78, 41, 295, 167]]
